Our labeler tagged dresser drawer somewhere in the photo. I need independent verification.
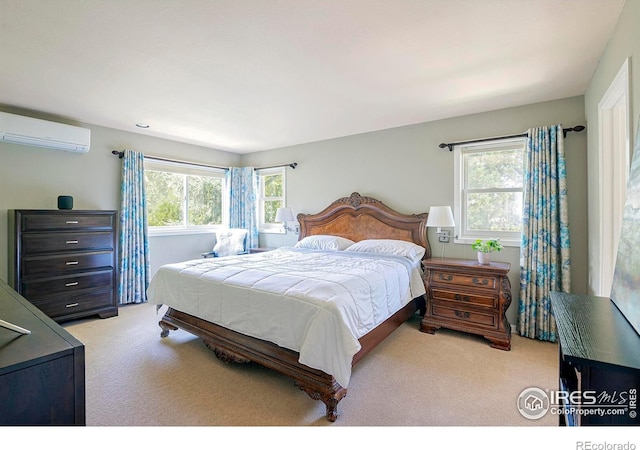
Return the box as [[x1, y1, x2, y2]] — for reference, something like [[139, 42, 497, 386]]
[[22, 231, 114, 255], [22, 251, 115, 278], [21, 214, 115, 231], [429, 271, 499, 290], [430, 303, 497, 328], [32, 289, 115, 318], [22, 271, 114, 300], [431, 288, 498, 309]]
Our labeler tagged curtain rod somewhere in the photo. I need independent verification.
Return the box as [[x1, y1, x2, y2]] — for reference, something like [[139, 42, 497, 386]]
[[110, 150, 297, 170], [438, 125, 585, 151]]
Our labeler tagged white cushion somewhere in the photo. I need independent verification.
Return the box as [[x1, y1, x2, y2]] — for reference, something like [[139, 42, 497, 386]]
[[345, 239, 426, 263], [213, 229, 247, 256], [294, 235, 355, 251]]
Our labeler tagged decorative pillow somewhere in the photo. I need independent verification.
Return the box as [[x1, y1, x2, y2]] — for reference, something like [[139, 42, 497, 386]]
[[213, 229, 247, 256], [345, 239, 426, 262], [294, 235, 356, 251]]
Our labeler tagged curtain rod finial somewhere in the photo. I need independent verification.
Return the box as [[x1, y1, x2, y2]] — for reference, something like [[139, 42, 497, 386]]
[[289, 162, 298, 169], [439, 143, 453, 151]]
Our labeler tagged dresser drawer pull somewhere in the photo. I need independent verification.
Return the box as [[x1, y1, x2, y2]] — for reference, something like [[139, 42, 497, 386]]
[[472, 278, 489, 286], [65, 303, 79, 308], [65, 281, 79, 287], [455, 294, 471, 302], [65, 220, 79, 224], [437, 274, 453, 282], [65, 261, 79, 265], [454, 310, 471, 319], [66, 240, 79, 244]]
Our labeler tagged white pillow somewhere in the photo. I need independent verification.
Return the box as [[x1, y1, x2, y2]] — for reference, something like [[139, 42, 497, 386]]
[[345, 239, 426, 262], [294, 235, 356, 251], [213, 229, 247, 256]]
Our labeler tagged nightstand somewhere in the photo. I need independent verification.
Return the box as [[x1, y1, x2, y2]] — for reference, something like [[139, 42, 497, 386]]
[[249, 247, 276, 254], [420, 258, 512, 350]]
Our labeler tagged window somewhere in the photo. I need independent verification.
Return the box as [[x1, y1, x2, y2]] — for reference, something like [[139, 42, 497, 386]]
[[257, 167, 285, 232], [144, 159, 226, 234], [453, 137, 525, 246]]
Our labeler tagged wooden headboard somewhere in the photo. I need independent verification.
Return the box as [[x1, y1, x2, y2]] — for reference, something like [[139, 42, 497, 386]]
[[297, 192, 431, 259]]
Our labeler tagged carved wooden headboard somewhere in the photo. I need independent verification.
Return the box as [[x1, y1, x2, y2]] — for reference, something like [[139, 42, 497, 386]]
[[297, 192, 431, 259]]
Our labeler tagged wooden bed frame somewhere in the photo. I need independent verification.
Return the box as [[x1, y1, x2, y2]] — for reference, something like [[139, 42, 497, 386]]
[[158, 192, 431, 421]]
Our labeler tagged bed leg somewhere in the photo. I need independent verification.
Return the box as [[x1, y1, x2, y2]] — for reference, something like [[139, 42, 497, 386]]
[[295, 382, 345, 422], [324, 398, 339, 422], [159, 320, 177, 338]]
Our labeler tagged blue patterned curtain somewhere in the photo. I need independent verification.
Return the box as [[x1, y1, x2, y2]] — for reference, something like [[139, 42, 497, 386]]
[[227, 167, 258, 249], [118, 150, 150, 304], [518, 125, 571, 341]]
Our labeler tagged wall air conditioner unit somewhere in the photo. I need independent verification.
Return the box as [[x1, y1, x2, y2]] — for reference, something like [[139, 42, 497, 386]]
[[0, 111, 90, 153]]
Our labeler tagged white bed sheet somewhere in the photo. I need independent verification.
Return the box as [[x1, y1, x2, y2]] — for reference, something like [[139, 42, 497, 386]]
[[147, 247, 425, 387]]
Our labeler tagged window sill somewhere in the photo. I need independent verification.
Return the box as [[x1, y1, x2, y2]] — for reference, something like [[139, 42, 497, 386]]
[[454, 237, 521, 248], [149, 227, 219, 237]]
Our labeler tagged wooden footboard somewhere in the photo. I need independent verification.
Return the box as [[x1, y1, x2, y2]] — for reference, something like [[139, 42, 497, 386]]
[[159, 295, 424, 422]]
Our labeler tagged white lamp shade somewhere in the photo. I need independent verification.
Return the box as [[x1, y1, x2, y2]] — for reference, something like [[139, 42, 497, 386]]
[[275, 207, 294, 222], [426, 206, 455, 230]]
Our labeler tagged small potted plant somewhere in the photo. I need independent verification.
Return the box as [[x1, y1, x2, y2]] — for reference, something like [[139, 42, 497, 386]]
[[471, 239, 503, 264]]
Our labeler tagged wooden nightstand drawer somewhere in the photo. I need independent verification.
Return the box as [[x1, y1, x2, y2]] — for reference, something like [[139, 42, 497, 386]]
[[430, 271, 498, 290], [431, 288, 497, 309], [430, 303, 497, 328]]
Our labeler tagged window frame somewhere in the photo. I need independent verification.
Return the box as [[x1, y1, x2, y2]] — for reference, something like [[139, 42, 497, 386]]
[[144, 158, 228, 236], [453, 137, 525, 247], [257, 166, 286, 234]]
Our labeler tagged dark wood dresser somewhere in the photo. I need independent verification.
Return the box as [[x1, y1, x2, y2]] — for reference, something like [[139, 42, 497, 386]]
[[550, 292, 640, 426], [420, 257, 512, 350], [0, 280, 85, 425], [8, 209, 118, 322]]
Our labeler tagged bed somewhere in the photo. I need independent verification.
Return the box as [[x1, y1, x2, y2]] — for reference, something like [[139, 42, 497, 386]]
[[147, 192, 431, 421]]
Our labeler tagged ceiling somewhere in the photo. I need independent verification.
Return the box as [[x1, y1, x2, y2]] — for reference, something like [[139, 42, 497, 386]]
[[0, 0, 625, 154]]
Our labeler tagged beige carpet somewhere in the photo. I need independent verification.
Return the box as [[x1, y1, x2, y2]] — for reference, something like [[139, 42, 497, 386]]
[[62, 302, 560, 427]]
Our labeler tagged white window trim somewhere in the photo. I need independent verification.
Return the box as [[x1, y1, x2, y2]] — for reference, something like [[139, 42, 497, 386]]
[[257, 166, 286, 234], [144, 158, 228, 236], [453, 137, 525, 247]]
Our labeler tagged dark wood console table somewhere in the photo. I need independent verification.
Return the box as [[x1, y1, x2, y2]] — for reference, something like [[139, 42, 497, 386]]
[[0, 280, 85, 425], [551, 292, 640, 426]]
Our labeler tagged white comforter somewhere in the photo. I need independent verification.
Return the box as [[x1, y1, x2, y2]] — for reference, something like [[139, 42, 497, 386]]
[[146, 247, 425, 387]]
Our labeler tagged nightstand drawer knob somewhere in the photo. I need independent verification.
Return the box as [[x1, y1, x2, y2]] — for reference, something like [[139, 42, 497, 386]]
[[472, 277, 489, 286], [65, 281, 79, 287], [454, 310, 471, 319], [65, 302, 79, 308], [66, 240, 79, 244], [65, 261, 79, 265], [455, 294, 471, 302], [438, 274, 453, 281]]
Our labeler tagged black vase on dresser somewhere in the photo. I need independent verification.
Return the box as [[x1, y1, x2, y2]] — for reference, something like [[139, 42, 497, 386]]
[[8, 209, 118, 322]]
